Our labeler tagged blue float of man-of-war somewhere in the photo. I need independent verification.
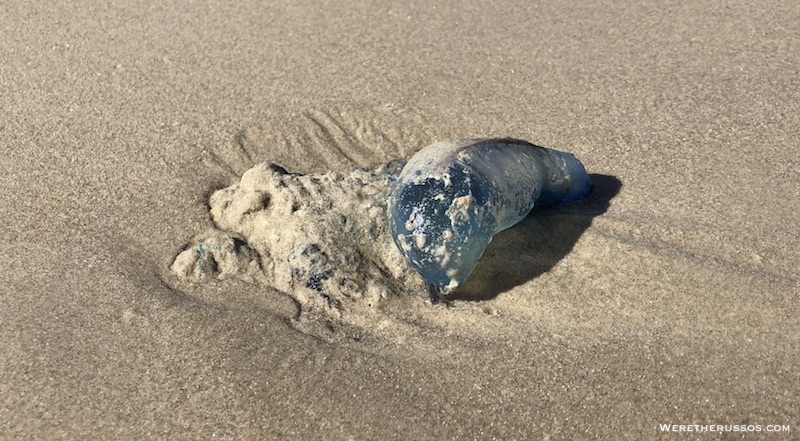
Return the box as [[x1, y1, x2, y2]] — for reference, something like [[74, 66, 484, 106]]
[[387, 138, 593, 301]]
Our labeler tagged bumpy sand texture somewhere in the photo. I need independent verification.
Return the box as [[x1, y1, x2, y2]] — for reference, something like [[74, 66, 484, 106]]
[[171, 160, 421, 326]]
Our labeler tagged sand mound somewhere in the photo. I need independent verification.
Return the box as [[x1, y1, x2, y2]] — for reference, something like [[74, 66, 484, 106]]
[[171, 159, 424, 328]]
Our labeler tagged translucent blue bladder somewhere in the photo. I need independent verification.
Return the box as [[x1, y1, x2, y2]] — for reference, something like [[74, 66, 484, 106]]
[[388, 138, 593, 301]]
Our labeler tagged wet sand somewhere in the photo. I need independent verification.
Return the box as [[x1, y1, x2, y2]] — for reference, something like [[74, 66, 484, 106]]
[[2, 1, 798, 439]]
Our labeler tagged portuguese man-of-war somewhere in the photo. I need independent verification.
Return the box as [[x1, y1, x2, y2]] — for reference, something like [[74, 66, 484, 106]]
[[387, 138, 593, 302]]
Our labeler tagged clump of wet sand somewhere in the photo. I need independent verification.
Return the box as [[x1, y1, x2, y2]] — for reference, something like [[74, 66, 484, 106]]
[[171, 159, 430, 333]]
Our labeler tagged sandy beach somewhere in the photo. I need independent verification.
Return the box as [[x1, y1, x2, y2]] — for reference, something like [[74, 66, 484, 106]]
[[2, 0, 798, 439]]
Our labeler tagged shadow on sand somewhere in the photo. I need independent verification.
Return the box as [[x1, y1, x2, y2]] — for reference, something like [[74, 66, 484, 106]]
[[450, 174, 622, 301]]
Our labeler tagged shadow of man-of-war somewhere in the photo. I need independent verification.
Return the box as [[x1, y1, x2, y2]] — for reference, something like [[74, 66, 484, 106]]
[[450, 174, 621, 301]]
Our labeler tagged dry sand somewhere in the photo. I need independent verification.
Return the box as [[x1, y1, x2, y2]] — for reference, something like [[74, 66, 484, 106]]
[[2, 0, 798, 439]]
